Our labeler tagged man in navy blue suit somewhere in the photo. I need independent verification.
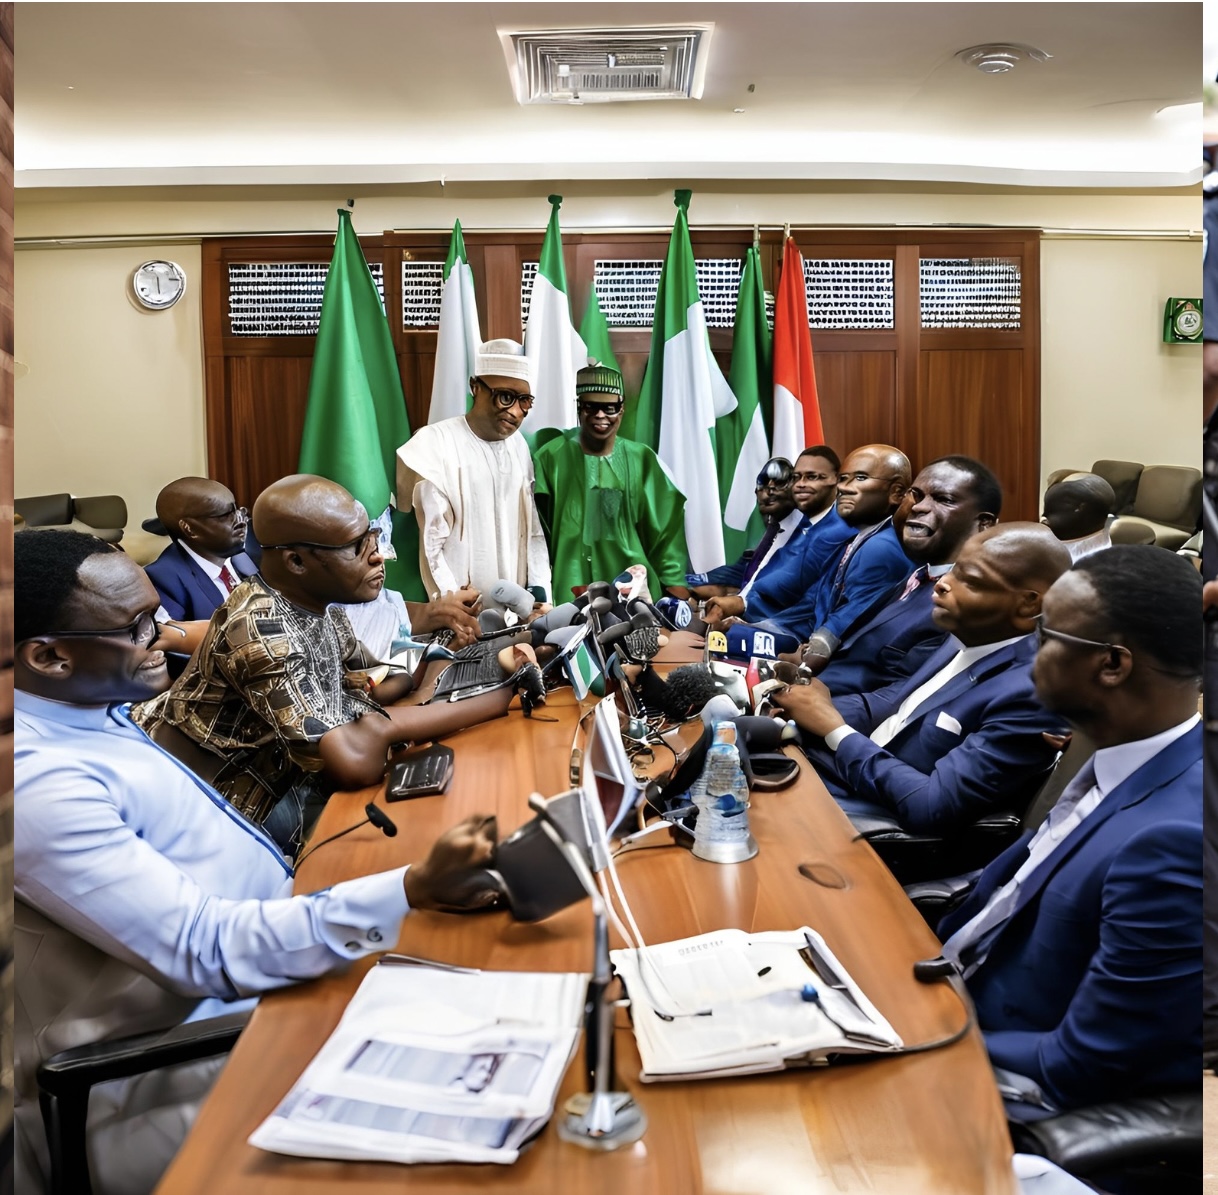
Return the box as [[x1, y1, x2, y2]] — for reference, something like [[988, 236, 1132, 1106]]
[[938, 546, 1202, 1116], [144, 477, 257, 622], [776, 523, 1070, 835], [704, 443, 903, 641], [701, 443, 842, 621], [818, 456, 1002, 697]]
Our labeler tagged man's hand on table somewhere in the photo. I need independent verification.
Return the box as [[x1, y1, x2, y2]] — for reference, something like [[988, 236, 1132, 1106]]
[[404, 814, 504, 912], [772, 679, 845, 738], [702, 595, 745, 626]]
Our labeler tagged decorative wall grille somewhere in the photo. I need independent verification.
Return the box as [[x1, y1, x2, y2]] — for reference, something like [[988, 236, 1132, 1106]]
[[521, 258, 747, 330], [520, 261, 539, 328], [805, 258, 894, 329], [228, 262, 385, 335], [401, 261, 445, 328], [919, 257, 1021, 329]]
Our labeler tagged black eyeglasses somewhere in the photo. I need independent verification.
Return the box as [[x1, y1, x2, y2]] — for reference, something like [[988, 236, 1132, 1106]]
[[1032, 614, 1128, 657], [755, 480, 791, 493], [191, 503, 247, 524], [263, 528, 381, 561], [474, 378, 534, 413], [41, 610, 161, 648], [578, 400, 624, 416]]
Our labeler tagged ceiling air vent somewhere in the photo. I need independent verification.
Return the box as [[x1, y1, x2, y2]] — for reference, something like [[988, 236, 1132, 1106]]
[[500, 25, 713, 104]]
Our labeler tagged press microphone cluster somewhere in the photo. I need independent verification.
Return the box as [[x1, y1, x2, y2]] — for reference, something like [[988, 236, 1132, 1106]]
[[292, 802, 398, 876], [489, 579, 537, 620]]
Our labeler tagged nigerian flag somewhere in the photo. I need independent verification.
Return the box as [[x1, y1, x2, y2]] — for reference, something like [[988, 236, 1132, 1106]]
[[625, 190, 737, 574], [579, 284, 622, 377], [524, 194, 586, 447], [297, 208, 423, 598], [717, 245, 773, 563], [429, 219, 482, 423]]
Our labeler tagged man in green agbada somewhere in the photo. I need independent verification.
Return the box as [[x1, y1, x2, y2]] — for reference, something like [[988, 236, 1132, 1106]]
[[534, 362, 689, 603]]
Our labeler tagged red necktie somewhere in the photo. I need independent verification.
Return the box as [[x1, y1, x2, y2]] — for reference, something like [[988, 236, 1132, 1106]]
[[219, 564, 238, 593]]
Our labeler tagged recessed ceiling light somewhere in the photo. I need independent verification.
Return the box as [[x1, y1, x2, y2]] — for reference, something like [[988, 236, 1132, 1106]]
[[956, 43, 1050, 74]]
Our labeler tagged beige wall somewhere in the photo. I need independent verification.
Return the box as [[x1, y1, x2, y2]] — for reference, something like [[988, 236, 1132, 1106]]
[[14, 243, 206, 529], [14, 183, 1201, 522], [1040, 236, 1201, 489]]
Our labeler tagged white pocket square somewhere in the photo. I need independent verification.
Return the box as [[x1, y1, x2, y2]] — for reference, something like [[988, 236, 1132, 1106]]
[[934, 711, 963, 735]]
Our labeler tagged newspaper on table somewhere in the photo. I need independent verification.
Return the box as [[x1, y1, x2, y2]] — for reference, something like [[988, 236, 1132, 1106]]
[[250, 962, 588, 1165], [612, 927, 903, 1081]]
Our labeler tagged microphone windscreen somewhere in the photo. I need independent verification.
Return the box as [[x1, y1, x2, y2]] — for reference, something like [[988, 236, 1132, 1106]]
[[364, 804, 399, 838], [654, 596, 693, 629], [586, 580, 613, 601], [659, 664, 723, 720], [589, 596, 615, 618], [545, 624, 586, 649], [529, 602, 580, 645], [490, 579, 536, 619], [478, 608, 507, 634]]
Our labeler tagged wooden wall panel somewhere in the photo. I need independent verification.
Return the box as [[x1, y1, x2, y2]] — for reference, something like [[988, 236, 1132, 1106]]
[[916, 349, 1031, 518], [222, 357, 314, 509], [202, 228, 1041, 525], [812, 351, 899, 457]]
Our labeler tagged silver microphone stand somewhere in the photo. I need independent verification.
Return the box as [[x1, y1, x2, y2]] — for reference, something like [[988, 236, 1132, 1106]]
[[536, 818, 647, 1150]]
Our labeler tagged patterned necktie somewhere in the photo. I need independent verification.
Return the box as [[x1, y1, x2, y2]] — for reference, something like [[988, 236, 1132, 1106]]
[[219, 563, 238, 593], [898, 565, 931, 602], [740, 521, 781, 586]]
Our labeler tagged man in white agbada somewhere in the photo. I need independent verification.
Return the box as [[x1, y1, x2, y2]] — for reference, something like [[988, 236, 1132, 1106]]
[[396, 338, 551, 609]]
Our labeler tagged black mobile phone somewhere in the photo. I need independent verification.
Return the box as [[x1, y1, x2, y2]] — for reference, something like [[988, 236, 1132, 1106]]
[[386, 744, 455, 801]]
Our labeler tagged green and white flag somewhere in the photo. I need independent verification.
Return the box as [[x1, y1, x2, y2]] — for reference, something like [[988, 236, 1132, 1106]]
[[566, 639, 605, 700], [429, 219, 482, 424], [718, 245, 774, 562], [298, 208, 423, 599], [625, 190, 738, 574], [579, 284, 622, 377], [524, 195, 587, 446]]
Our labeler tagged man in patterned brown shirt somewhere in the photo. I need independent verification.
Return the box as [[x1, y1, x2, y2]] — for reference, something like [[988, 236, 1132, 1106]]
[[134, 475, 517, 852]]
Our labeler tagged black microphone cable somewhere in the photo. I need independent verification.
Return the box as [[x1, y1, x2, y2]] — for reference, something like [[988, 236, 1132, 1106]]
[[292, 802, 398, 876]]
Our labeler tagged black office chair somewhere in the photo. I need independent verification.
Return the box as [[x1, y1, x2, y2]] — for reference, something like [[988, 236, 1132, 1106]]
[[901, 732, 1095, 923], [36, 1010, 249, 1195], [1008, 1088, 1202, 1195]]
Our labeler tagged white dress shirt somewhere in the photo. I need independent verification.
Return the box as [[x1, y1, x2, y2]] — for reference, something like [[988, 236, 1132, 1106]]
[[825, 633, 1027, 751], [739, 507, 807, 600]]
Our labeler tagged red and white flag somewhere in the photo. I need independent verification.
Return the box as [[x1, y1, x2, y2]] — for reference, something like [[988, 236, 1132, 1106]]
[[771, 237, 825, 461]]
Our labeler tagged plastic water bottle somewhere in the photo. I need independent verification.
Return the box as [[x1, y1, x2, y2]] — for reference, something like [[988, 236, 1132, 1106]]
[[691, 723, 758, 863]]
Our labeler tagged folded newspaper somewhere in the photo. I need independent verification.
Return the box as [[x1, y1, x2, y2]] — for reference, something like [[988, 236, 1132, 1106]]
[[611, 927, 903, 1081], [250, 962, 588, 1165]]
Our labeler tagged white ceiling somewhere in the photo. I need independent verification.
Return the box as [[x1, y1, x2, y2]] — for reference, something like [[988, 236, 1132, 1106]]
[[14, 1, 1204, 190]]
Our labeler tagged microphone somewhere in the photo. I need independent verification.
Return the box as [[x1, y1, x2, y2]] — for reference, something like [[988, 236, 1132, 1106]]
[[478, 608, 507, 635], [545, 624, 586, 650], [365, 804, 399, 837], [654, 596, 693, 630], [490, 579, 536, 619], [724, 623, 802, 660], [530, 602, 580, 636], [292, 802, 398, 875]]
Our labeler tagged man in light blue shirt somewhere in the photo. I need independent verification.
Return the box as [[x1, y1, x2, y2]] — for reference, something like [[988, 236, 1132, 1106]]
[[14, 529, 503, 1194]]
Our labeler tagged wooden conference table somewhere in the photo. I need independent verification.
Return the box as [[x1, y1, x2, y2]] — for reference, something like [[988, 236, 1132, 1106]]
[[157, 637, 1015, 1195]]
